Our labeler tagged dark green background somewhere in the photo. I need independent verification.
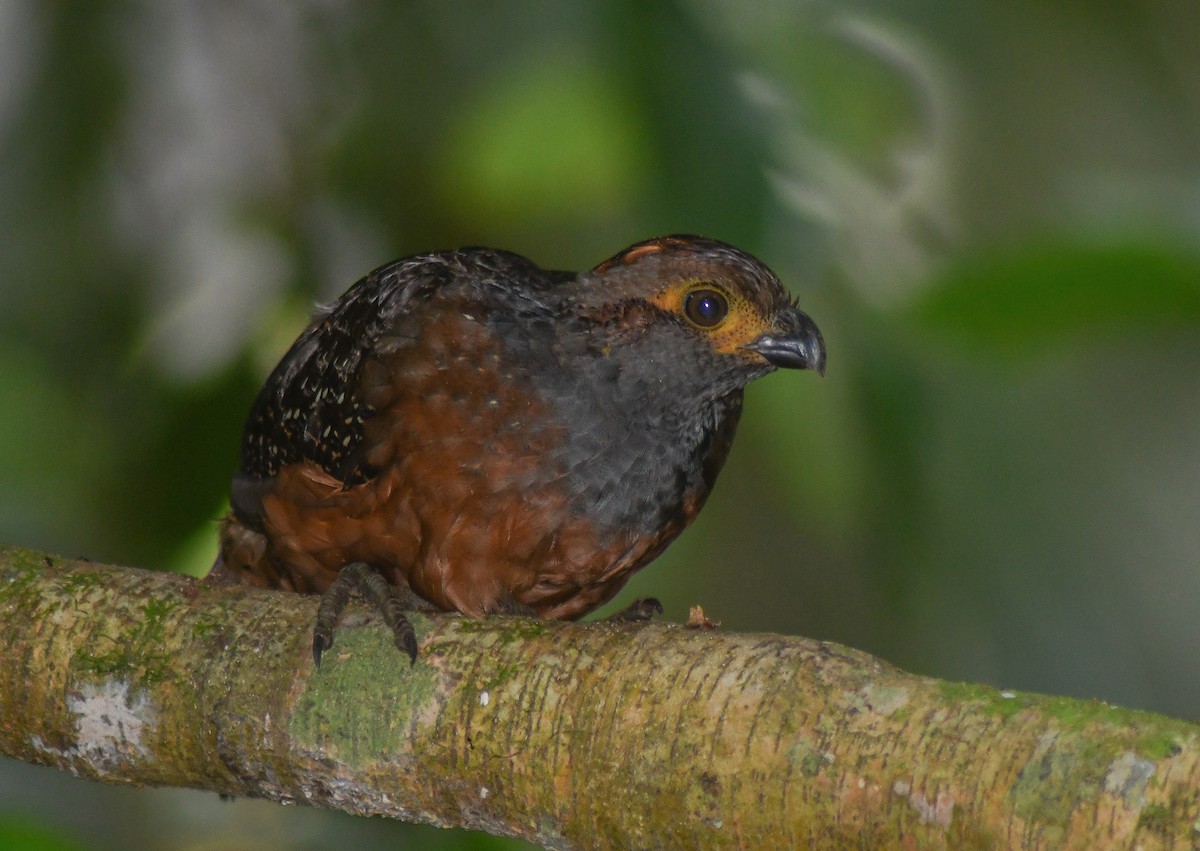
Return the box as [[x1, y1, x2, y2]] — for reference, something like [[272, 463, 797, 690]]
[[2, 2, 1198, 849]]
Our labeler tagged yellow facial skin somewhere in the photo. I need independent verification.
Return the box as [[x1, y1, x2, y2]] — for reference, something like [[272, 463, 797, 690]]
[[649, 279, 778, 359]]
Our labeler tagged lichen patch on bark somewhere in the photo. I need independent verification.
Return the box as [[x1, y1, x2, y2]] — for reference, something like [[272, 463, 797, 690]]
[[30, 679, 156, 772], [289, 625, 438, 769]]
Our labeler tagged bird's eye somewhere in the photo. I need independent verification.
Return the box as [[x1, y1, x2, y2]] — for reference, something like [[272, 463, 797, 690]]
[[683, 289, 729, 328]]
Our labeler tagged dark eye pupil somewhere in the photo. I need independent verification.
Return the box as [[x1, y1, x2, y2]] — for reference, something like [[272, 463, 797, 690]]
[[685, 289, 728, 327]]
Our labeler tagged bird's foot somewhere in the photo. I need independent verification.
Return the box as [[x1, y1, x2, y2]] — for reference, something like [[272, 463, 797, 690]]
[[605, 597, 664, 623], [313, 562, 424, 668]]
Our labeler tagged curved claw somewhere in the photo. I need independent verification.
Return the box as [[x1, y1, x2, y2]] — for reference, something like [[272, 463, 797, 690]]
[[312, 628, 333, 669], [311, 562, 420, 667], [394, 623, 418, 665]]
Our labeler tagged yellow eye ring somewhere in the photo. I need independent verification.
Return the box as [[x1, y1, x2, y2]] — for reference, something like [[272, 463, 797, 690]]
[[683, 288, 729, 328]]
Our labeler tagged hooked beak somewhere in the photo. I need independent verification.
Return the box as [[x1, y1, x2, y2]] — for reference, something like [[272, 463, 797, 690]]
[[744, 308, 826, 376]]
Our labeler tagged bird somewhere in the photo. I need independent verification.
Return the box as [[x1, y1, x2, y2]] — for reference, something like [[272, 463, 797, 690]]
[[212, 234, 825, 665]]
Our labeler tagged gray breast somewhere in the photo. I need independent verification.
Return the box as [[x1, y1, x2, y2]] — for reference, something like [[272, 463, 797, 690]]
[[532, 328, 736, 536]]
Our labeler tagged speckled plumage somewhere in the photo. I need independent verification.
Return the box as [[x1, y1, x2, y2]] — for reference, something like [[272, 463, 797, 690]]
[[215, 235, 824, 649]]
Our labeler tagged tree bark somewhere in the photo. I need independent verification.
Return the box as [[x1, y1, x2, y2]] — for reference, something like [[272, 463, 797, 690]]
[[0, 545, 1197, 849]]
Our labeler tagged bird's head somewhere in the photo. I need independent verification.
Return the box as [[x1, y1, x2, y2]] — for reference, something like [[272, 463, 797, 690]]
[[577, 235, 825, 393]]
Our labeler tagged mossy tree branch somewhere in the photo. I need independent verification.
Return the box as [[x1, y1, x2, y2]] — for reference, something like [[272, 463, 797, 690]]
[[0, 545, 1197, 849]]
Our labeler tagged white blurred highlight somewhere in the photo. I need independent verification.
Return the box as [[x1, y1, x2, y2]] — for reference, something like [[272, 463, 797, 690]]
[[111, 4, 313, 378], [757, 15, 959, 305]]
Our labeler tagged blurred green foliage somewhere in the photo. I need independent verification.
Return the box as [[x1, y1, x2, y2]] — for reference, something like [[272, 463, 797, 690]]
[[911, 243, 1200, 352], [0, 816, 83, 851], [1, 1, 1198, 848]]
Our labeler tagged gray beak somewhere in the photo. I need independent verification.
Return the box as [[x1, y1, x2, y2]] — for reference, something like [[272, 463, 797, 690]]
[[745, 307, 826, 376]]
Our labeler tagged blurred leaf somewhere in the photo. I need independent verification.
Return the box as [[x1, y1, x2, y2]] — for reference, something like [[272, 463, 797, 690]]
[[789, 27, 934, 181], [909, 243, 1200, 353], [743, 366, 865, 543], [437, 56, 649, 226], [168, 503, 224, 578], [0, 345, 117, 550], [0, 816, 83, 851]]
